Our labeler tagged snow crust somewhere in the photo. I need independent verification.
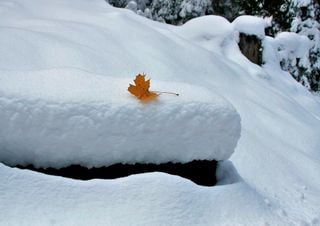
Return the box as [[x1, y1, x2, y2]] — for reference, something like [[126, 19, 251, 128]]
[[1, 0, 320, 225], [0, 69, 240, 168]]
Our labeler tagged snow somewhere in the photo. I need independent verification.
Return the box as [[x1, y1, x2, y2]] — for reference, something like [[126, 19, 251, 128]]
[[1, 0, 320, 225], [232, 15, 271, 37], [274, 31, 311, 59], [0, 69, 240, 168], [289, 2, 320, 91], [175, 16, 234, 54], [0, 165, 281, 226], [270, 32, 312, 87], [292, 0, 312, 7]]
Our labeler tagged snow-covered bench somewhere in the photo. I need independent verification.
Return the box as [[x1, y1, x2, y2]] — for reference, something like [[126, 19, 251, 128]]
[[0, 69, 241, 170]]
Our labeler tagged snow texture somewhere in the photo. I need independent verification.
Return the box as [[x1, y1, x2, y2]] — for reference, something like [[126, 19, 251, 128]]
[[292, 0, 312, 7], [274, 31, 311, 59], [232, 15, 271, 37], [1, 0, 320, 225], [271, 31, 312, 88], [0, 69, 240, 168], [289, 1, 320, 91], [175, 16, 234, 54]]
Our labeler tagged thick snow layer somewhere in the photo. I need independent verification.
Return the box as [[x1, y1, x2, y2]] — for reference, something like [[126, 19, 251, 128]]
[[1, 0, 320, 225], [232, 15, 271, 37], [0, 163, 282, 226], [175, 16, 234, 54], [0, 69, 240, 168], [274, 31, 311, 59]]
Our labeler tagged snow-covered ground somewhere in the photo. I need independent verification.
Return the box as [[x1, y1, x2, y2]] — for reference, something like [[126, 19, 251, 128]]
[[0, 0, 320, 225]]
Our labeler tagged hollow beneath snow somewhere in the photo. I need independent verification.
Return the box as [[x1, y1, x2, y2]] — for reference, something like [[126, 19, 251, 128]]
[[15, 160, 218, 186]]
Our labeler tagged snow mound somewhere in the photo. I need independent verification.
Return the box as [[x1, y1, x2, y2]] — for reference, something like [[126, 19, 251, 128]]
[[0, 163, 280, 226], [0, 69, 240, 168], [274, 31, 311, 59], [176, 16, 234, 53], [232, 15, 271, 37]]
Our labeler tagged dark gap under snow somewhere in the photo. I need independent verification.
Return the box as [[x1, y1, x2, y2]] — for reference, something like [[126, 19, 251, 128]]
[[15, 160, 218, 186]]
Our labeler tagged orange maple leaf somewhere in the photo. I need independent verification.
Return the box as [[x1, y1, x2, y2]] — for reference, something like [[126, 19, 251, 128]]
[[128, 74, 159, 102]]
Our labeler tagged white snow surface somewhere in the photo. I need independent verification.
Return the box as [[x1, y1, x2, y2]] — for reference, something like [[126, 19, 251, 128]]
[[292, 0, 312, 7], [176, 16, 234, 54], [232, 15, 271, 37], [1, 0, 320, 225], [0, 69, 240, 168], [274, 31, 311, 59]]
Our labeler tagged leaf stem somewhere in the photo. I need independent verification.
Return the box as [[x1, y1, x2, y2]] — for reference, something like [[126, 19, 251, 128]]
[[153, 91, 179, 96]]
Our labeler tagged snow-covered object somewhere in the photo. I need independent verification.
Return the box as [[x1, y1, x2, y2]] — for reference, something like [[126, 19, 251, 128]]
[[232, 15, 271, 37], [108, 0, 148, 11], [291, 0, 312, 7], [274, 32, 311, 59], [176, 16, 234, 53], [273, 31, 312, 81], [179, 0, 212, 20], [1, 0, 320, 225], [264, 34, 311, 81], [289, 0, 320, 91], [112, 0, 212, 25], [125, 1, 138, 12], [0, 69, 240, 168]]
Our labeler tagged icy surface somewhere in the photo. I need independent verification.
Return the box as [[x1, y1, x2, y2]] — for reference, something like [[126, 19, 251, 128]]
[[0, 69, 240, 168], [1, 0, 320, 225]]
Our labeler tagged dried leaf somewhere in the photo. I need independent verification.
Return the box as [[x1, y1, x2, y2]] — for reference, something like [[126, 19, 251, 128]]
[[128, 74, 158, 102]]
